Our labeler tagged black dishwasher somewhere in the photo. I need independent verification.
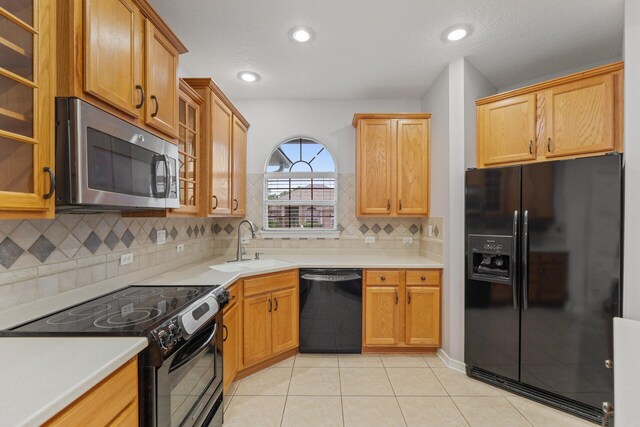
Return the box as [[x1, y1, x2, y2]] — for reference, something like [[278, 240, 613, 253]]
[[299, 269, 362, 353]]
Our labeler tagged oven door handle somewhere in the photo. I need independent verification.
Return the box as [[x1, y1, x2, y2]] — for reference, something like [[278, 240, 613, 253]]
[[169, 323, 218, 373]]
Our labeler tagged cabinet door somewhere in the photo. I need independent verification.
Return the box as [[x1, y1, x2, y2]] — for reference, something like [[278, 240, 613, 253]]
[[480, 94, 536, 166], [84, 0, 141, 117], [209, 95, 232, 215], [145, 20, 179, 138], [544, 74, 615, 158], [357, 119, 394, 215], [223, 302, 239, 392], [231, 117, 247, 217], [243, 293, 272, 367], [405, 286, 440, 346], [364, 286, 401, 345], [0, 0, 55, 218], [174, 90, 200, 214], [271, 287, 298, 355], [396, 119, 429, 216]]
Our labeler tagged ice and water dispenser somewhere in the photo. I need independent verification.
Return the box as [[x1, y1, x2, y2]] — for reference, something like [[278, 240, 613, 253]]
[[467, 234, 514, 284]]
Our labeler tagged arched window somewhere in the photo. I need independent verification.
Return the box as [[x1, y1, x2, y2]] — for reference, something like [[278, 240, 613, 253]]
[[264, 138, 338, 236]]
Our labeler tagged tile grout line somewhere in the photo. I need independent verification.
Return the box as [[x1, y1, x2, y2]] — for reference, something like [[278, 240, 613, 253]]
[[503, 396, 535, 427], [279, 358, 296, 427], [382, 362, 409, 427], [338, 356, 345, 427], [429, 366, 473, 427]]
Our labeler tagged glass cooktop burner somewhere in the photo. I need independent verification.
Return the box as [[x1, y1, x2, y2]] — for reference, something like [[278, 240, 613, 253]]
[[10, 285, 217, 335]]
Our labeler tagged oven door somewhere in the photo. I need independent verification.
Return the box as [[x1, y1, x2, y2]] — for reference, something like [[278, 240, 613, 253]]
[[156, 313, 223, 427], [63, 98, 179, 209]]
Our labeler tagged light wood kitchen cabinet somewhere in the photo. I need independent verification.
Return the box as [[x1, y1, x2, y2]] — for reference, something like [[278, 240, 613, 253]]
[[84, 0, 142, 118], [184, 78, 250, 218], [144, 19, 179, 137], [44, 357, 138, 426], [364, 286, 401, 345], [363, 269, 441, 350], [223, 281, 241, 393], [405, 286, 440, 346], [0, 0, 56, 219], [478, 94, 536, 166], [231, 117, 248, 216], [353, 113, 431, 217], [57, 0, 187, 141], [476, 62, 623, 168], [242, 270, 299, 368]]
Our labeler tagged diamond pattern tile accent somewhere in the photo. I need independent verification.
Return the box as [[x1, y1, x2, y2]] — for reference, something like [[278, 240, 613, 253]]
[[170, 227, 178, 240], [0, 237, 25, 269], [149, 228, 157, 244], [28, 235, 55, 263], [194, 226, 200, 237], [434, 225, 440, 237], [121, 230, 134, 248], [224, 224, 234, 234], [186, 226, 193, 238], [371, 224, 382, 234], [104, 231, 119, 251], [83, 232, 102, 254], [409, 224, 419, 235], [337, 223, 345, 232], [359, 224, 369, 234], [213, 224, 222, 235], [383, 224, 394, 235], [200, 225, 205, 235]]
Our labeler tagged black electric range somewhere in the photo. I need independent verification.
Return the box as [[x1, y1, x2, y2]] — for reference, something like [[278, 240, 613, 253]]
[[3, 285, 229, 427]]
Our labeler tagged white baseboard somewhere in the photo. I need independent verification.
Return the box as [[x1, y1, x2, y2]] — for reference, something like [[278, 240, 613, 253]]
[[437, 348, 466, 374]]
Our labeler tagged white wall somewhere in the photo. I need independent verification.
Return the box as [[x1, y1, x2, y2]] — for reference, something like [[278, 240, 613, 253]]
[[421, 66, 451, 353], [623, 0, 640, 320], [232, 99, 422, 174], [464, 62, 497, 168]]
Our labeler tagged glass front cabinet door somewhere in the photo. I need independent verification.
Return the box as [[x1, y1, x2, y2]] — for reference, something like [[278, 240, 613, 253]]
[[0, 0, 55, 218]]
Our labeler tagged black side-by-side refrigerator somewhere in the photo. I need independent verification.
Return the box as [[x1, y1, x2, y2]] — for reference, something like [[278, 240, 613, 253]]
[[464, 154, 622, 425]]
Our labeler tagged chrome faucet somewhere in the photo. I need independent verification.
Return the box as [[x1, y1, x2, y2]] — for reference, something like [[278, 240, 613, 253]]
[[229, 220, 258, 262]]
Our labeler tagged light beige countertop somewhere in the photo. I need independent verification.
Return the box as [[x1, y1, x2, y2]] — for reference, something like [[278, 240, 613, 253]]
[[0, 337, 148, 427]]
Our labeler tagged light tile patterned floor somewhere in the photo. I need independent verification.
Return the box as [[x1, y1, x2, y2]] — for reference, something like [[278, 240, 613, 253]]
[[222, 354, 594, 427]]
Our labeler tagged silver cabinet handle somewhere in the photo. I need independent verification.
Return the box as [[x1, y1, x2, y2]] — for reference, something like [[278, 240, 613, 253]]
[[512, 210, 519, 310], [522, 210, 529, 310]]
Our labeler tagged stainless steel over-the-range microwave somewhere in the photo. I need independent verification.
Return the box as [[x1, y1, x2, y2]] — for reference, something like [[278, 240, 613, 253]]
[[55, 98, 179, 212]]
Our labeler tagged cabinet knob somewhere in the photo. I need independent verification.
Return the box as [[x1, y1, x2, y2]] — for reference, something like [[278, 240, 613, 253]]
[[421, 276, 426, 281], [380, 276, 386, 281]]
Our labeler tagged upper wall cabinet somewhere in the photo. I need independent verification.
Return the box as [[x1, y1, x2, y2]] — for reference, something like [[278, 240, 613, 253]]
[[0, 0, 56, 219], [353, 114, 431, 217], [476, 62, 623, 168], [58, 0, 187, 141], [184, 78, 250, 218]]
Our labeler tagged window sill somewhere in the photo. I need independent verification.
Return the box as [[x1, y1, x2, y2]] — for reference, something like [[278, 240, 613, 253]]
[[260, 230, 341, 239]]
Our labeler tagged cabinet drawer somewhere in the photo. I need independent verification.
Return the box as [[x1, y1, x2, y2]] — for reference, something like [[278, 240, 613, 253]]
[[365, 270, 401, 285], [45, 357, 138, 426], [225, 281, 241, 312], [406, 270, 441, 286], [244, 270, 298, 297]]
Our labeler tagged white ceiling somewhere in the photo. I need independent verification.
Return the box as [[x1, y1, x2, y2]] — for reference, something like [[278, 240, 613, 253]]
[[150, 0, 623, 100]]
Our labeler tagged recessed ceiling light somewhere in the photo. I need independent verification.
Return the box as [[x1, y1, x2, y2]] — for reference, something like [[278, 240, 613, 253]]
[[289, 27, 313, 43], [447, 28, 467, 41], [238, 71, 260, 82]]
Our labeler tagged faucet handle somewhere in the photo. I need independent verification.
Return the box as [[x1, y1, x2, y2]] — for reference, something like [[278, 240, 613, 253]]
[[241, 246, 247, 256], [255, 252, 263, 260]]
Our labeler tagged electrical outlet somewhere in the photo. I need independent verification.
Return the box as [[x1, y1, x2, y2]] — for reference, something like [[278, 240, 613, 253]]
[[176, 244, 185, 253], [157, 229, 166, 245], [120, 253, 133, 266], [241, 236, 250, 244], [428, 225, 434, 237], [365, 236, 376, 244], [403, 237, 413, 244]]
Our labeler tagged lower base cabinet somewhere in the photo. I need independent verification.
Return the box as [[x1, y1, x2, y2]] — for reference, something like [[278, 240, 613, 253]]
[[223, 283, 241, 393], [363, 269, 441, 350], [44, 357, 138, 426]]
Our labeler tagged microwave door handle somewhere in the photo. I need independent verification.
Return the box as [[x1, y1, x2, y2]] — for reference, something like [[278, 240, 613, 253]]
[[162, 155, 171, 198], [169, 323, 218, 373], [151, 154, 162, 198]]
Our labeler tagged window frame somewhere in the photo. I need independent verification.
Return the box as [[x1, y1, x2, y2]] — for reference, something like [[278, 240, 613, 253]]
[[262, 138, 339, 238]]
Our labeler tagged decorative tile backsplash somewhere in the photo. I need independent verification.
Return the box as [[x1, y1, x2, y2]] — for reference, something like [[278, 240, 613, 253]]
[[0, 173, 444, 311]]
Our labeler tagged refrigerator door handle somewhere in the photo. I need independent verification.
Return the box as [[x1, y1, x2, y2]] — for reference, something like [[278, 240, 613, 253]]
[[512, 210, 519, 310], [522, 210, 529, 310]]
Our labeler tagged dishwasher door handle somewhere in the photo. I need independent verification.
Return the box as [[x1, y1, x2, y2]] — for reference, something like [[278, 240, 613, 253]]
[[301, 274, 362, 282]]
